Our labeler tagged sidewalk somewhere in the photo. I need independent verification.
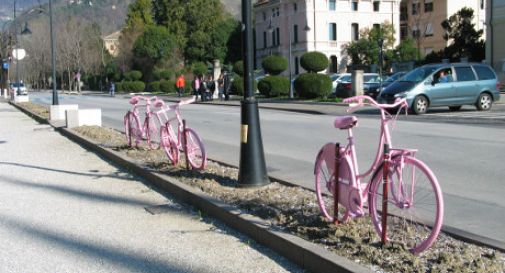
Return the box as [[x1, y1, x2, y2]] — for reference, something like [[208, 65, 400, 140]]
[[0, 101, 301, 273]]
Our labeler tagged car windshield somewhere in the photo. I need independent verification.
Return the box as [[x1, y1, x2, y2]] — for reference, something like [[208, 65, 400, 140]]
[[339, 75, 351, 82], [11, 83, 25, 88], [330, 74, 339, 81], [401, 67, 438, 83], [386, 72, 405, 82], [364, 75, 380, 83]]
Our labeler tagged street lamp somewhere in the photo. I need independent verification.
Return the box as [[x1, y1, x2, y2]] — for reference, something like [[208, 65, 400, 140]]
[[237, 0, 270, 187], [378, 37, 384, 95], [49, 0, 58, 105]]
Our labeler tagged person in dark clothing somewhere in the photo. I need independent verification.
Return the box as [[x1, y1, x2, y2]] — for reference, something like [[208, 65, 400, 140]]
[[223, 72, 231, 101]]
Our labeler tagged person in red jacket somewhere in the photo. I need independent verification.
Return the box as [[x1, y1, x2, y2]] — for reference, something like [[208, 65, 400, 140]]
[[176, 74, 185, 97]]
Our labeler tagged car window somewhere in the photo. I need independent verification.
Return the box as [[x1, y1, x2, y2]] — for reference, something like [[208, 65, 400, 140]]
[[364, 75, 379, 82], [330, 74, 339, 81], [340, 75, 351, 82], [454, 67, 476, 82], [473, 65, 496, 80], [402, 66, 438, 82]]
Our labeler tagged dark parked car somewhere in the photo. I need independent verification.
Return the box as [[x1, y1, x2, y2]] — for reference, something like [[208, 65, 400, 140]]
[[378, 63, 501, 114], [364, 72, 406, 99], [336, 73, 379, 98]]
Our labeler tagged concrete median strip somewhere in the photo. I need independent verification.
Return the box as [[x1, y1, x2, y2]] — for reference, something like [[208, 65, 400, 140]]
[[9, 101, 371, 273]]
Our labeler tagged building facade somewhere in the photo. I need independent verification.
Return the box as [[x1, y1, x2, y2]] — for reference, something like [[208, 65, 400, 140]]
[[254, 0, 401, 74], [103, 31, 120, 57], [486, 0, 505, 84], [400, 0, 486, 56]]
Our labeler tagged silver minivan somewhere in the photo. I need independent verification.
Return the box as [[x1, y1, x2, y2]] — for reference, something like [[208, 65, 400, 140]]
[[378, 63, 501, 114]]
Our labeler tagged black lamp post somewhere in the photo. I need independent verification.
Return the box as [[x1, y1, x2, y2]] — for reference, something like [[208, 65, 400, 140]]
[[237, 0, 270, 187], [49, 0, 58, 105], [378, 37, 384, 94]]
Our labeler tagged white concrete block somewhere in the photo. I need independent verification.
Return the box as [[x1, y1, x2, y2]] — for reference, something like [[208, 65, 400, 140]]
[[50, 104, 79, 121], [66, 109, 102, 128], [14, 95, 29, 103]]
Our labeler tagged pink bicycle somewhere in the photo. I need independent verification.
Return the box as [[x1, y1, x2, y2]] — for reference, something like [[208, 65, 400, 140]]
[[314, 95, 444, 254], [124, 96, 161, 149], [154, 96, 207, 169]]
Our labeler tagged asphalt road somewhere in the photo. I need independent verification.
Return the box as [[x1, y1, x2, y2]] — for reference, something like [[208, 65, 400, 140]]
[[29, 92, 505, 246]]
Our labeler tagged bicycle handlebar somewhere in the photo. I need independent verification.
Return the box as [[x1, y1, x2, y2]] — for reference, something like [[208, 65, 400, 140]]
[[343, 95, 408, 113], [129, 95, 158, 106], [153, 96, 197, 110]]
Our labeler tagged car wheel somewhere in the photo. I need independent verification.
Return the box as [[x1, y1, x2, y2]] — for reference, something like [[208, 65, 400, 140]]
[[412, 96, 428, 115], [476, 93, 492, 111], [448, 106, 462, 111]]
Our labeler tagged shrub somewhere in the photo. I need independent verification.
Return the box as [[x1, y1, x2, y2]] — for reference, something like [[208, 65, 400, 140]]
[[159, 70, 171, 80], [115, 82, 123, 92], [294, 73, 332, 99], [129, 81, 145, 92], [192, 62, 207, 76], [130, 70, 142, 81], [233, 61, 244, 76], [150, 81, 161, 93], [160, 80, 176, 93], [153, 70, 162, 80], [300, 51, 329, 73], [230, 76, 257, 96], [261, 55, 288, 75], [258, 76, 290, 97]]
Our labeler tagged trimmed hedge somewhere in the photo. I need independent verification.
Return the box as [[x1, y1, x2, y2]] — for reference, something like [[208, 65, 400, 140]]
[[115, 82, 123, 92], [192, 62, 207, 76], [230, 76, 257, 96], [294, 73, 332, 99], [261, 55, 288, 75], [300, 51, 329, 73], [150, 81, 161, 93], [258, 76, 290, 97], [233, 61, 244, 76], [121, 81, 145, 92], [160, 80, 176, 93]]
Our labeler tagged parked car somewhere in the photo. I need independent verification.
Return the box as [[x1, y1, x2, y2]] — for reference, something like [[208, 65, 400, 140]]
[[10, 82, 27, 95], [378, 63, 501, 114], [336, 73, 379, 98], [329, 73, 341, 90], [364, 72, 407, 99]]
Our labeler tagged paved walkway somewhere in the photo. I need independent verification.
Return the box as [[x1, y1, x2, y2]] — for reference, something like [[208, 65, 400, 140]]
[[0, 101, 301, 273]]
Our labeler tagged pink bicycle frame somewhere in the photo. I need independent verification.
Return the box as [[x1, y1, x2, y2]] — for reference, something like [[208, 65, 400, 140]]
[[154, 96, 196, 146]]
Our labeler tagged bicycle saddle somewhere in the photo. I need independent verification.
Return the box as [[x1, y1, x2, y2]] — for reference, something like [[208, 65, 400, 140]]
[[154, 100, 165, 108], [334, 116, 358, 129], [129, 97, 139, 105]]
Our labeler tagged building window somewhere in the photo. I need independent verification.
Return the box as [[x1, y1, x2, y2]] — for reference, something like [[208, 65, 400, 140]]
[[412, 2, 419, 15], [351, 23, 359, 41], [424, 0, 433, 12], [425, 23, 433, 37], [373, 1, 380, 12], [329, 23, 337, 41], [400, 25, 408, 40], [412, 25, 420, 38], [271, 31, 276, 46], [329, 0, 336, 10], [295, 57, 299, 75], [294, 3, 297, 12], [276, 27, 280, 46], [351, 1, 358, 11], [263, 31, 267, 48], [262, 12, 266, 20], [481, 0, 484, 9], [400, 4, 408, 21], [294, 24, 299, 43]]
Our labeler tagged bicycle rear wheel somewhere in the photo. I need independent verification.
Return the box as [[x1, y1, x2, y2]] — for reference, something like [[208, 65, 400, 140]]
[[368, 156, 443, 254], [184, 128, 206, 169], [160, 126, 179, 165], [144, 116, 161, 149], [314, 144, 354, 223]]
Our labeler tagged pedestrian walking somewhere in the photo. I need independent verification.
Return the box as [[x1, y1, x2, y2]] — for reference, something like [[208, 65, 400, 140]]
[[223, 72, 231, 101], [199, 75, 208, 102], [217, 72, 225, 100], [193, 75, 201, 101], [206, 75, 216, 101], [109, 81, 115, 97], [176, 74, 185, 97]]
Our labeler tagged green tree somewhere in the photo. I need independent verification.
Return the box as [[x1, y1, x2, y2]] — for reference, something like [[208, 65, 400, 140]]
[[345, 22, 396, 65], [133, 25, 175, 79], [394, 38, 420, 62], [441, 7, 485, 61], [125, 0, 154, 31]]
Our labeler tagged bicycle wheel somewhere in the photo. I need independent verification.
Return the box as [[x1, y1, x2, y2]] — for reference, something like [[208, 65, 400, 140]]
[[144, 116, 161, 149], [184, 128, 207, 169], [314, 143, 355, 223], [125, 112, 141, 147], [124, 113, 131, 146], [368, 156, 444, 254], [160, 126, 179, 165]]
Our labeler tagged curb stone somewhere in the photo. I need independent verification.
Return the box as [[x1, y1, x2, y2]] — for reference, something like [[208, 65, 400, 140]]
[[8, 101, 372, 273]]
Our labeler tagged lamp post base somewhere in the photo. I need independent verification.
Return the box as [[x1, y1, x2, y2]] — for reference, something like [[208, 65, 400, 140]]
[[237, 98, 270, 188]]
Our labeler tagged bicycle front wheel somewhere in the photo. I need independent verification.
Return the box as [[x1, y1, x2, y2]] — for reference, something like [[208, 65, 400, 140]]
[[184, 128, 207, 169], [314, 144, 354, 223], [144, 116, 161, 149], [125, 112, 141, 147], [160, 126, 179, 165], [368, 156, 444, 254]]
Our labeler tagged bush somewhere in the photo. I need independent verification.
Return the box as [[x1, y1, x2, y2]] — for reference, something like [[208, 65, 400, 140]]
[[261, 55, 288, 75], [160, 80, 176, 93], [160, 70, 171, 80], [130, 70, 142, 81], [230, 76, 257, 96], [300, 51, 329, 73], [123, 72, 132, 81], [124, 81, 145, 92], [150, 81, 161, 93], [258, 76, 290, 97], [192, 62, 207, 76], [115, 82, 123, 92], [233, 61, 244, 76], [294, 73, 332, 99]]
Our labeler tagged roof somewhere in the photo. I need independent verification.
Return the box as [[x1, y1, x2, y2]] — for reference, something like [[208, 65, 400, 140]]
[[103, 30, 121, 41]]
